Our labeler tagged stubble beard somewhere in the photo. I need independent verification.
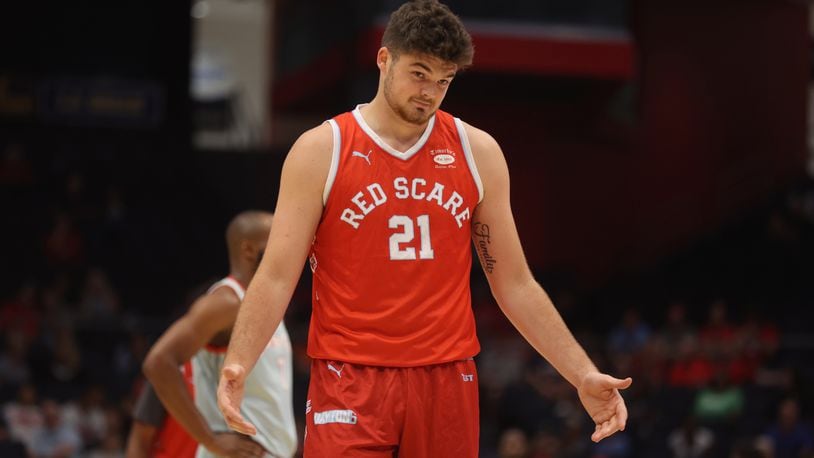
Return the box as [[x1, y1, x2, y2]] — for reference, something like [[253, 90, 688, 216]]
[[383, 69, 434, 126]]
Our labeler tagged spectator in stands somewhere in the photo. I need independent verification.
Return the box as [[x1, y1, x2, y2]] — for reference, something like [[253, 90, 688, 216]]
[[658, 300, 696, 361], [608, 307, 652, 385], [667, 415, 715, 458], [497, 427, 529, 458], [78, 268, 121, 325], [667, 334, 713, 388], [529, 430, 562, 458], [38, 276, 73, 332], [608, 307, 651, 356], [86, 430, 124, 458], [0, 330, 33, 398], [699, 299, 737, 360], [764, 398, 814, 458], [0, 416, 27, 458], [62, 385, 108, 450], [41, 327, 85, 402], [110, 332, 149, 399], [28, 399, 82, 458], [3, 383, 42, 450], [86, 404, 126, 458], [591, 433, 632, 458], [693, 368, 744, 425], [728, 437, 765, 458]]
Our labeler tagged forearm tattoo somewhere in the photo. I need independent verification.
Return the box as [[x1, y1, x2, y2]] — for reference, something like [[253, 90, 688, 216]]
[[473, 222, 496, 274]]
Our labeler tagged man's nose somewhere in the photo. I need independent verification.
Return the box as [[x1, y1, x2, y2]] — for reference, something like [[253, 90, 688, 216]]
[[421, 84, 438, 98]]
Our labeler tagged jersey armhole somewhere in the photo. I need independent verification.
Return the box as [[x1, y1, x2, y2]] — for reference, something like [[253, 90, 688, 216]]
[[454, 117, 484, 204], [206, 277, 245, 301], [323, 119, 341, 205]]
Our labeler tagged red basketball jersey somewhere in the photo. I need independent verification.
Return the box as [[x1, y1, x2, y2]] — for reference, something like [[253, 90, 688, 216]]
[[308, 105, 483, 366]]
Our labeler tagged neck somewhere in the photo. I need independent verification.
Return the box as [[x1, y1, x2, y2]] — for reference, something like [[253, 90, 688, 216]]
[[363, 95, 430, 146]]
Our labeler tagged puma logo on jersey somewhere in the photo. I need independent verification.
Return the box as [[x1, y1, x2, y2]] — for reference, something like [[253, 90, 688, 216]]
[[327, 362, 344, 379], [352, 150, 372, 166], [461, 373, 474, 382]]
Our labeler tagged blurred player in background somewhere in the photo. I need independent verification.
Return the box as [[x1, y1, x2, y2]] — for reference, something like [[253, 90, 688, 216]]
[[143, 211, 297, 457], [126, 376, 197, 458]]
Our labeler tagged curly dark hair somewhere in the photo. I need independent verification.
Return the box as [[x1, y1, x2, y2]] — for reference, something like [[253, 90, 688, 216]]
[[381, 0, 474, 68]]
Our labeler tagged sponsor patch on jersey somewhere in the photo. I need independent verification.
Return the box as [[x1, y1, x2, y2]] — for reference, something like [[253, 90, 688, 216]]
[[430, 148, 457, 168], [313, 409, 358, 425], [433, 154, 455, 165]]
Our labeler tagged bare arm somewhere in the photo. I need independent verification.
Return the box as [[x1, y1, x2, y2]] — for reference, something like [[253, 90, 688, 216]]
[[142, 288, 243, 452], [466, 123, 631, 441], [125, 421, 157, 458], [218, 123, 332, 434]]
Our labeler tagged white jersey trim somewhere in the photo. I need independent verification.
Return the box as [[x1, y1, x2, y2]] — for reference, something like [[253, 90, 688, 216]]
[[206, 277, 245, 301], [323, 119, 341, 205], [454, 117, 484, 204], [352, 104, 436, 161]]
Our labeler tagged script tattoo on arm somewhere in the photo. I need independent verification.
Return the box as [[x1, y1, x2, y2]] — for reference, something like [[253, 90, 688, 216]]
[[473, 222, 497, 274]]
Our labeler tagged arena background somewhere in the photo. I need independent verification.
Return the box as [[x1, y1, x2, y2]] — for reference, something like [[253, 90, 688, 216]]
[[1, 0, 813, 456]]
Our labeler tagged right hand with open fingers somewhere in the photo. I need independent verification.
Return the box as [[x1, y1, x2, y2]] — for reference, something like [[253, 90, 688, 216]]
[[210, 432, 265, 458], [218, 363, 258, 435]]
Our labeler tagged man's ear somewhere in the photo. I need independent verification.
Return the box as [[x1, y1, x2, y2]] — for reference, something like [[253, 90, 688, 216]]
[[377, 47, 390, 71], [240, 240, 253, 260]]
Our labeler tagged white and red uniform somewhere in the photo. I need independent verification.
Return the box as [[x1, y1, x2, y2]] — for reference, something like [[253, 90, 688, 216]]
[[193, 277, 297, 458], [305, 105, 483, 456]]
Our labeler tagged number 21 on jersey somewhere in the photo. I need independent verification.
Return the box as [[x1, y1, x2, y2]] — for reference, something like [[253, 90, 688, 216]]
[[388, 214, 434, 260]]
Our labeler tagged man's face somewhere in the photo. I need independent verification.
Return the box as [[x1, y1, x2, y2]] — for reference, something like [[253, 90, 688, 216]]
[[382, 51, 458, 125]]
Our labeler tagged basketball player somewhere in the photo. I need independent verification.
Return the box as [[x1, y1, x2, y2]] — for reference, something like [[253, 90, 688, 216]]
[[143, 211, 297, 458], [126, 376, 197, 458], [218, 1, 632, 456]]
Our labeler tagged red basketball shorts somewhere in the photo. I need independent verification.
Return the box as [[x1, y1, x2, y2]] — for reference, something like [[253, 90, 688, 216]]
[[304, 359, 479, 457]]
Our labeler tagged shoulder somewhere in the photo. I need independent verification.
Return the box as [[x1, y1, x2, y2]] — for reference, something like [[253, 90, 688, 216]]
[[297, 121, 334, 147], [281, 122, 335, 194], [459, 121, 508, 187], [460, 121, 501, 156], [186, 286, 241, 321], [287, 122, 334, 163]]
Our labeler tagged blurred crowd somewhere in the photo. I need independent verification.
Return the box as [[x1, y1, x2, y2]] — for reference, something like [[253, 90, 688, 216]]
[[1, 139, 813, 458]]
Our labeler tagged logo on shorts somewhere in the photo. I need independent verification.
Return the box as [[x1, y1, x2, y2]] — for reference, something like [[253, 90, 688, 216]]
[[327, 362, 344, 379], [461, 373, 474, 382], [314, 409, 358, 425], [306, 399, 312, 414]]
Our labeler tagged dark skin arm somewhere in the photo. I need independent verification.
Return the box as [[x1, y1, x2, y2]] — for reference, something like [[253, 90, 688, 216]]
[[125, 420, 157, 458], [142, 287, 264, 458]]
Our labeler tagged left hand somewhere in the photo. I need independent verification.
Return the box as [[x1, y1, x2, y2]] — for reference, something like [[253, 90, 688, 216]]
[[577, 372, 632, 442], [218, 363, 257, 436]]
